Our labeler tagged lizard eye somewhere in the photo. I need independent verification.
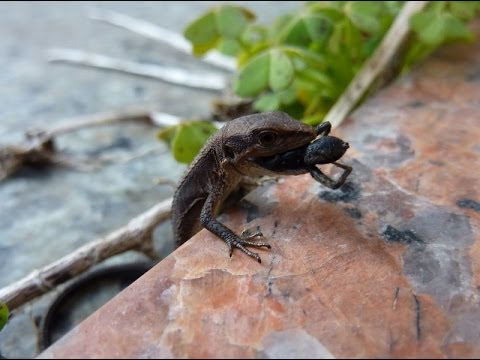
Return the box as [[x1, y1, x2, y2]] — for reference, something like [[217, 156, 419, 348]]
[[259, 131, 277, 146]]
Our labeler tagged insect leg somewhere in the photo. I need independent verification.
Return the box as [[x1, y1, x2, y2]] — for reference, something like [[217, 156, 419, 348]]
[[307, 162, 351, 190], [332, 162, 352, 188], [315, 121, 332, 136]]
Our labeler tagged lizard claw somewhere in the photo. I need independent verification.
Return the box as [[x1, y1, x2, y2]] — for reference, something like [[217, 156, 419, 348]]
[[225, 233, 271, 263], [233, 244, 262, 263], [240, 228, 271, 249], [224, 228, 271, 262]]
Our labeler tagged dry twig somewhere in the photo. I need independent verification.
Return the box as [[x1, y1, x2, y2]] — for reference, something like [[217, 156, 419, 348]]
[[0, 107, 188, 181], [0, 197, 172, 311], [47, 48, 227, 91], [87, 7, 236, 72]]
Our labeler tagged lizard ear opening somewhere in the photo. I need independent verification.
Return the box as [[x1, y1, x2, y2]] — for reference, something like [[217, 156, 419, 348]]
[[223, 144, 235, 161]]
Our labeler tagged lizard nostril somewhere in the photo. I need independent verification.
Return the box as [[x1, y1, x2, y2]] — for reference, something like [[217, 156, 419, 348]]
[[343, 142, 349, 149]]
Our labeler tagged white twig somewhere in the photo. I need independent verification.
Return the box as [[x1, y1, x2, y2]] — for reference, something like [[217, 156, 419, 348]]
[[42, 107, 154, 138], [47, 48, 227, 91], [150, 112, 183, 127], [324, 1, 430, 128], [151, 111, 223, 129], [87, 7, 236, 72], [0, 198, 173, 311]]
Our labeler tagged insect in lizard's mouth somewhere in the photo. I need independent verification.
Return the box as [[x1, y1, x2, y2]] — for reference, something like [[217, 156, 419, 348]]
[[254, 135, 349, 173], [304, 136, 349, 165]]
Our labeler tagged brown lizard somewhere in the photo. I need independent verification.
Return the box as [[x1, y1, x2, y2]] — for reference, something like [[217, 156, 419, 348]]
[[171, 111, 350, 263]]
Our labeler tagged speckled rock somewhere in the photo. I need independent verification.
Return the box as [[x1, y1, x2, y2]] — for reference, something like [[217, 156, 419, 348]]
[[38, 21, 480, 360]]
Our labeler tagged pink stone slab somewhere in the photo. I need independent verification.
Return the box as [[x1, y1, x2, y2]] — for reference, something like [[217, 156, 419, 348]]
[[39, 21, 480, 360]]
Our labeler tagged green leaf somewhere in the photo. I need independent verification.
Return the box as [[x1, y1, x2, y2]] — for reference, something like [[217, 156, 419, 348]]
[[297, 68, 335, 90], [270, 13, 294, 41], [449, 1, 480, 21], [328, 21, 343, 54], [311, 1, 346, 12], [184, 10, 219, 56], [0, 302, 9, 331], [410, 10, 444, 45], [401, 41, 434, 73], [411, 10, 474, 46], [362, 32, 384, 57], [343, 18, 363, 60], [384, 1, 403, 16], [323, 51, 355, 91], [235, 49, 295, 96], [304, 14, 334, 43], [308, 3, 345, 22], [277, 87, 297, 105], [279, 100, 305, 120], [234, 51, 270, 97], [279, 15, 311, 46], [279, 13, 334, 47], [157, 124, 177, 146], [286, 47, 326, 70], [215, 5, 249, 38], [269, 50, 294, 91], [302, 112, 328, 126], [254, 93, 281, 112], [442, 13, 475, 42], [218, 38, 242, 56], [346, 1, 384, 34], [237, 42, 269, 68], [241, 24, 267, 45], [171, 121, 218, 164]]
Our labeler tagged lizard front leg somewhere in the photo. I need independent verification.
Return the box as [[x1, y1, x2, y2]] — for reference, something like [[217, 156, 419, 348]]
[[199, 191, 271, 263]]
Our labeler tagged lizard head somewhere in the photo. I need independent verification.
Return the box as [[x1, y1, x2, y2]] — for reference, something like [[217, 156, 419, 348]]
[[220, 111, 316, 176]]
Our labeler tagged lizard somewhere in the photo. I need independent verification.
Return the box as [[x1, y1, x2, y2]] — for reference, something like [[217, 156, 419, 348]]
[[171, 111, 351, 263]]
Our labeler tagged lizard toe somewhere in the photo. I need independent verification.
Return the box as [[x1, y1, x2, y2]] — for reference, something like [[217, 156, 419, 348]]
[[240, 227, 264, 241]]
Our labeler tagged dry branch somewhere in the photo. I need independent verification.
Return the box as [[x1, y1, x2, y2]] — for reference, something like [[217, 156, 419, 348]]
[[0, 107, 189, 181], [38, 107, 191, 135], [0, 108, 150, 181], [324, 1, 430, 128], [0, 197, 172, 311], [47, 48, 227, 91], [39, 107, 153, 138], [87, 7, 236, 72]]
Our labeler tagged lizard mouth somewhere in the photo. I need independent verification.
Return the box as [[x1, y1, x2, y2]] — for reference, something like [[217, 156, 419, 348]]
[[253, 142, 308, 173]]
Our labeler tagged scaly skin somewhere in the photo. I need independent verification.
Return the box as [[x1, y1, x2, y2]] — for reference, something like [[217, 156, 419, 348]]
[[171, 111, 316, 263]]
